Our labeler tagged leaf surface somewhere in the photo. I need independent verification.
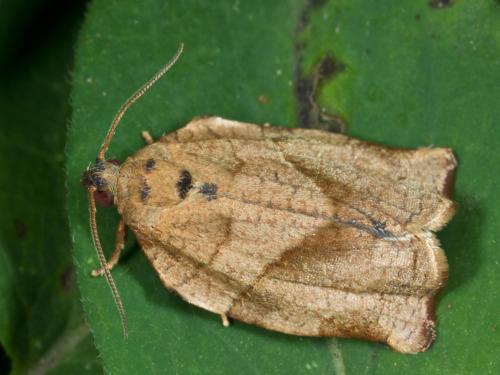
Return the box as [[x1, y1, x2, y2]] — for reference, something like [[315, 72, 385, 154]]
[[0, 1, 102, 374]]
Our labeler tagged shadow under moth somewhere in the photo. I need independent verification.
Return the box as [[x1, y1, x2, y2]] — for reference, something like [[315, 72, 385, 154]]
[[82, 44, 457, 354]]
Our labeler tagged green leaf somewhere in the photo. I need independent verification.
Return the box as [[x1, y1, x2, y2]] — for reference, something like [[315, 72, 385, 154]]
[[67, 0, 500, 374], [0, 1, 102, 374]]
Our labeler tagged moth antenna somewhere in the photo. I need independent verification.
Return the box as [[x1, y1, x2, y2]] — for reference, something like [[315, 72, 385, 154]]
[[88, 187, 129, 339], [97, 43, 184, 160]]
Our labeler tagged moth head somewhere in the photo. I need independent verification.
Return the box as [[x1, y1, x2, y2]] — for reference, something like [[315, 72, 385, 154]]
[[81, 159, 120, 206]]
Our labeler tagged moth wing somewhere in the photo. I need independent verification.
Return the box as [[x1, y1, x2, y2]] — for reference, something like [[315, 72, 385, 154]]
[[227, 223, 445, 353], [159, 116, 456, 198], [157, 116, 456, 233], [133, 194, 441, 353], [229, 273, 438, 354], [124, 117, 456, 353], [134, 231, 241, 316]]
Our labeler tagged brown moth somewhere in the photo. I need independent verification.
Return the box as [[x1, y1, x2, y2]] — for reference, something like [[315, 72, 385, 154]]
[[82, 44, 457, 354]]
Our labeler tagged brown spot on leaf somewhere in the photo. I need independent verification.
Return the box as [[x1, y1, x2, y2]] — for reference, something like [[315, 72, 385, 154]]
[[296, 55, 346, 132], [429, 0, 454, 9], [297, 0, 327, 31], [294, 0, 347, 133], [257, 94, 269, 104], [60, 266, 74, 292], [295, 55, 347, 133], [14, 219, 27, 239]]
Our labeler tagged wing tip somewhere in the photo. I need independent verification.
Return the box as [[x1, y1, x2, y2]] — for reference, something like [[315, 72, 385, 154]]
[[385, 295, 440, 354]]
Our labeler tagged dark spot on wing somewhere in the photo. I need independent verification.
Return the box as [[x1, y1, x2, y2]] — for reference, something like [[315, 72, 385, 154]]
[[200, 183, 218, 201], [145, 158, 155, 172], [176, 170, 192, 199], [370, 221, 392, 238], [140, 180, 151, 201], [334, 216, 394, 239]]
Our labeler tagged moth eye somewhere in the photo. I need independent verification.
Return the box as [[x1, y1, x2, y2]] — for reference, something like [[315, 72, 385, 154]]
[[176, 169, 192, 199], [94, 190, 114, 207]]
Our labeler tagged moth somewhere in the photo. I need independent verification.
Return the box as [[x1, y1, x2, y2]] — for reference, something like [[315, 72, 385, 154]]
[[82, 44, 457, 354]]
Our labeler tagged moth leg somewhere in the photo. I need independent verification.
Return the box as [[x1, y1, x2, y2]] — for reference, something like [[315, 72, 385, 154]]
[[91, 219, 126, 277], [220, 313, 230, 327], [141, 130, 154, 145]]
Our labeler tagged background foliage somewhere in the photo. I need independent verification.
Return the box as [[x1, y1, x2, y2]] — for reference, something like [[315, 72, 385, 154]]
[[0, 0, 102, 374], [1, 0, 499, 374]]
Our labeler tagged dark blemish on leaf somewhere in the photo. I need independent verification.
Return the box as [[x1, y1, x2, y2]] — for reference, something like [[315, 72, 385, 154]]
[[293, 0, 346, 134], [297, 0, 327, 31], [176, 170, 193, 199], [429, 0, 453, 9], [140, 180, 151, 201], [145, 158, 155, 172], [317, 55, 338, 78], [14, 219, 27, 239], [415, 14, 421, 21], [60, 266, 74, 293], [200, 183, 218, 201], [317, 112, 347, 134], [295, 53, 346, 133], [257, 94, 269, 104]]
